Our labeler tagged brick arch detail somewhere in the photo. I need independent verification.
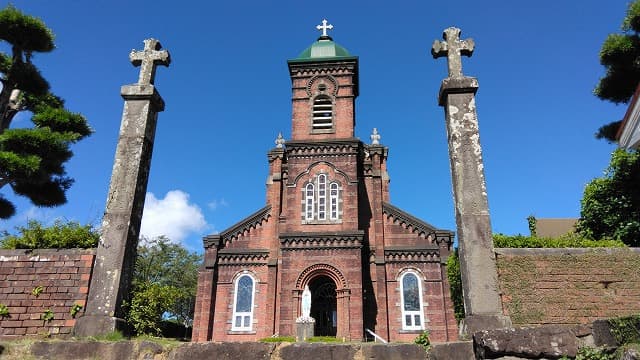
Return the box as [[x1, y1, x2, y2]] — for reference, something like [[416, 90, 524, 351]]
[[292, 161, 352, 186], [306, 75, 339, 97], [395, 266, 425, 282], [296, 263, 348, 290]]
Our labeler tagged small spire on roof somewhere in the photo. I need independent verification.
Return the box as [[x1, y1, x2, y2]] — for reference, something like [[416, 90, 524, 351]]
[[316, 19, 334, 39], [371, 128, 381, 145], [275, 132, 285, 148]]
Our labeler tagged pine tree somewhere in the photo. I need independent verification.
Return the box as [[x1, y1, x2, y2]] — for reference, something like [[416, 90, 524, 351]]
[[594, 1, 640, 141], [0, 5, 91, 218]]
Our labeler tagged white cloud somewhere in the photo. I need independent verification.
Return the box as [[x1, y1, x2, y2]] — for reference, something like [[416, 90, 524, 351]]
[[207, 198, 228, 211], [140, 190, 207, 243], [17, 207, 56, 224]]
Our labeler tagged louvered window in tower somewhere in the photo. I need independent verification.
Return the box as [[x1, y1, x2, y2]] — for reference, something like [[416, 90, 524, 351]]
[[312, 96, 333, 130]]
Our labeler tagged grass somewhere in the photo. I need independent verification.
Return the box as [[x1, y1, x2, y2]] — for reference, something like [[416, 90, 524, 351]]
[[260, 336, 295, 343], [306, 336, 344, 343]]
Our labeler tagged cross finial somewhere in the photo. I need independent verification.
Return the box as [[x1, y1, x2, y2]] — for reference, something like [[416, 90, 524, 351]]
[[316, 19, 334, 38], [129, 38, 171, 85], [431, 27, 474, 78]]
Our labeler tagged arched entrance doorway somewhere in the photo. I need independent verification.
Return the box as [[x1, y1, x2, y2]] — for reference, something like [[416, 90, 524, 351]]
[[309, 275, 337, 336]]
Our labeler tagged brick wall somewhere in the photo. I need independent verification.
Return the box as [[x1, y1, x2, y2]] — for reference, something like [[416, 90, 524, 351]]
[[0, 249, 95, 338], [496, 248, 640, 326]]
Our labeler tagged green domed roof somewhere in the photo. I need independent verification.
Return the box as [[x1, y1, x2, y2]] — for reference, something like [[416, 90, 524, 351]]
[[293, 36, 354, 62]]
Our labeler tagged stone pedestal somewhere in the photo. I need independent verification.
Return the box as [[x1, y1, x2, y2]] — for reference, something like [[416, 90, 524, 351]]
[[296, 317, 315, 341]]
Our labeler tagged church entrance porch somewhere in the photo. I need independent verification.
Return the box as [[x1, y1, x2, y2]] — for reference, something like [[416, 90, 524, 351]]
[[309, 275, 337, 336]]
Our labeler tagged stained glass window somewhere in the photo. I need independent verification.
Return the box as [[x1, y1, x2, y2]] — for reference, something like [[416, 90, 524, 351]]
[[232, 274, 254, 331], [401, 272, 424, 330]]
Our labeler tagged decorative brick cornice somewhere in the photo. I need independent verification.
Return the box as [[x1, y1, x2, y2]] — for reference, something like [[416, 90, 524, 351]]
[[363, 144, 388, 176], [268, 148, 285, 161], [217, 249, 269, 266], [288, 60, 358, 78], [382, 202, 454, 246], [384, 246, 440, 263], [203, 206, 271, 249], [280, 231, 364, 250], [285, 139, 361, 158]]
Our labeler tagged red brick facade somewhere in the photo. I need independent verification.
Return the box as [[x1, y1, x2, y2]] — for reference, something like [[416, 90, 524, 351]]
[[0, 249, 94, 338], [192, 36, 458, 343]]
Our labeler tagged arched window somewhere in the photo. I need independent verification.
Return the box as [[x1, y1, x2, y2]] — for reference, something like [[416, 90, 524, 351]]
[[330, 183, 339, 220], [317, 174, 327, 220], [232, 274, 255, 331], [400, 272, 424, 330], [305, 183, 315, 221], [302, 175, 341, 222], [312, 96, 333, 130]]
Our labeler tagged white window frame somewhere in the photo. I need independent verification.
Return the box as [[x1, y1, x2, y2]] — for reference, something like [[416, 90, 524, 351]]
[[400, 271, 424, 331], [232, 274, 255, 331], [305, 183, 315, 221], [317, 174, 327, 220], [330, 182, 339, 220]]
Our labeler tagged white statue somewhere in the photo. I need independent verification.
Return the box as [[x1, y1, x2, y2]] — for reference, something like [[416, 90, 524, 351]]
[[301, 285, 311, 318]]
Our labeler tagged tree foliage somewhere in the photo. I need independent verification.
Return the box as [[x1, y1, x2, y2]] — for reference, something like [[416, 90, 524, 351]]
[[0, 219, 99, 249], [445, 248, 464, 322], [576, 149, 640, 247], [594, 0, 640, 141], [126, 236, 202, 336], [0, 5, 91, 218]]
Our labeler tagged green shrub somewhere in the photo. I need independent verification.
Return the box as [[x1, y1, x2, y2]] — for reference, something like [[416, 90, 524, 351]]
[[70, 304, 83, 318], [0, 219, 99, 249], [0, 303, 10, 318], [125, 282, 181, 336], [414, 330, 431, 350], [41, 309, 54, 322], [560, 347, 616, 360], [608, 314, 640, 345], [493, 233, 626, 248], [446, 249, 464, 321]]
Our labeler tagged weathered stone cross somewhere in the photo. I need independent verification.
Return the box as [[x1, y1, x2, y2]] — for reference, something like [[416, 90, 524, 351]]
[[129, 38, 171, 85], [316, 19, 333, 37], [431, 27, 474, 78]]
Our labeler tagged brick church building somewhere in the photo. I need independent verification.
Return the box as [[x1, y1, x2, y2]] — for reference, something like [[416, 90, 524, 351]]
[[192, 21, 458, 343]]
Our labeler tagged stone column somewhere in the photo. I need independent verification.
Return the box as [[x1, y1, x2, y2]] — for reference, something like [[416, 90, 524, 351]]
[[432, 28, 510, 336], [75, 39, 170, 337]]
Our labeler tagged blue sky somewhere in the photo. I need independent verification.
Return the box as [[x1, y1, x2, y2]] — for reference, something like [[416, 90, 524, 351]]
[[1, 0, 627, 251]]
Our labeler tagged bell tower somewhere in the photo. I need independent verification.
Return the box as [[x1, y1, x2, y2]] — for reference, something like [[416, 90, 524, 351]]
[[287, 20, 359, 141]]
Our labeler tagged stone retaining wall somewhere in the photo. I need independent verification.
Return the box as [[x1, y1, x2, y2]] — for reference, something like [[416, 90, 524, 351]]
[[495, 247, 640, 326], [0, 249, 95, 338], [0, 341, 430, 360]]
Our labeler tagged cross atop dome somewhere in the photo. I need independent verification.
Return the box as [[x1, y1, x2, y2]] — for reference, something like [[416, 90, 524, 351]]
[[316, 19, 333, 38]]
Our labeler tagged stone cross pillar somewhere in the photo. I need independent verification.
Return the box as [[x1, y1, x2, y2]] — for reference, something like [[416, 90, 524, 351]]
[[75, 39, 170, 337], [432, 27, 511, 337]]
